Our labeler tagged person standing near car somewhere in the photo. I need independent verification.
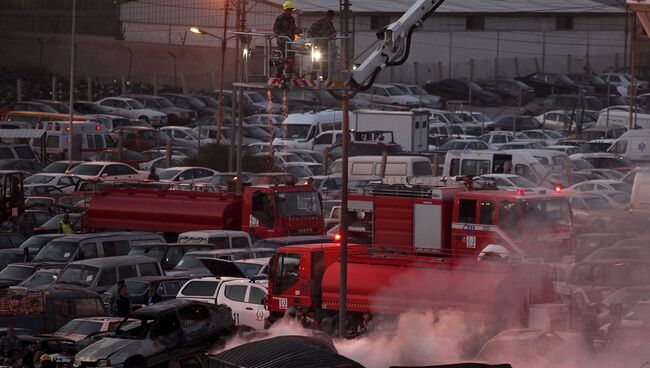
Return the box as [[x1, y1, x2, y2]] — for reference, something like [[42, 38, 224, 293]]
[[0, 325, 22, 363], [143, 282, 162, 306], [57, 213, 72, 234], [115, 284, 132, 317]]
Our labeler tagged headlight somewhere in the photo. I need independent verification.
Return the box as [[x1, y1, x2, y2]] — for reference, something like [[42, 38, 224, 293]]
[[96, 359, 111, 367]]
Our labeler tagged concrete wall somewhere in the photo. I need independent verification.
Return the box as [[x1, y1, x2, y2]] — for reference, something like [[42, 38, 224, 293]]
[[0, 32, 240, 92]]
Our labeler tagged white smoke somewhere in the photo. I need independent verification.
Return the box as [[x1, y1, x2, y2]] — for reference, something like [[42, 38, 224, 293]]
[[334, 309, 483, 368]]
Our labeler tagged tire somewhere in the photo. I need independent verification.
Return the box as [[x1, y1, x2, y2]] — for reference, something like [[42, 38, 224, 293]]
[[124, 357, 146, 368], [138, 116, 150, 123]]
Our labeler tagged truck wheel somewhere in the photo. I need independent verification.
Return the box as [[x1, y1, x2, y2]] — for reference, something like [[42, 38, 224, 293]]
[[124, 357, 146, 368]]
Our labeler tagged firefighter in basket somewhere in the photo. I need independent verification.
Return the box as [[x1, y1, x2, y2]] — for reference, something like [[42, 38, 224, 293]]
[[273, 1, 299, 76], [306, 10, 337, 79]]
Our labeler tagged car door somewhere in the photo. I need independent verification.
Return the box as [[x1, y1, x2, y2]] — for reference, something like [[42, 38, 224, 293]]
[[114, 164, 139, 180], [312, 132, 333, 153], [112, 100, 130, 116], [374, 87, 390, 104], [98, 99, 117, 114], [222, 283, 250, 326], [241, 284, 268, 330]]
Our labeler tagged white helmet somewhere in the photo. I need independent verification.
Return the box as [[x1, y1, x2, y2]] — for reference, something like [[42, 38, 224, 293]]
[[478, 244, 510, 261]]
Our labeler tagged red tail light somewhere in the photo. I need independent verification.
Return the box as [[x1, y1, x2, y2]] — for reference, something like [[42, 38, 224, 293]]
[[555, 186, 563, 193]]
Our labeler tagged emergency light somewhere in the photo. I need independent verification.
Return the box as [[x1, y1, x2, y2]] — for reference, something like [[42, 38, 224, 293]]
[[334, 233, 342, 242]]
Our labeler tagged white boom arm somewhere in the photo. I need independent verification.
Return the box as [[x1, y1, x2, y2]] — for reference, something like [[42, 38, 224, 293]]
[[350, 0, 446, 89]]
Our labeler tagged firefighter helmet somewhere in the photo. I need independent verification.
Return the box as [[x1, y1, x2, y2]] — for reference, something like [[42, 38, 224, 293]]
[[283, 1, 295, 10]]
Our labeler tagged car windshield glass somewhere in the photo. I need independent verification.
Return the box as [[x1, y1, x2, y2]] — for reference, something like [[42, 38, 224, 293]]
[[243, 126, 270, 140], [129, 245, 165, 260], [246, 92, 266, 103], [522, 199, 571, 227], [408, 86, 427, 95], [584, 196, 614, 210], [33, 241, 77, 262], [276, 191, 321, 217], [127, 100, 145, 109], [285, 165, 313, 178], [19, 235, 51, 250], [196, 96, 218, 107], [582, 142, 611, 153], [0, 265, 32, 281], [21, 271, 57, 287], [558, 75, 574, 84], [235, 262, 263, 276], [509, 176, 535, 187], [450, 126, 464, 135], [443, 113, 464, 124], [57, 320, 101, 336], [70, 164, 102, 176], [572, 159, 594, 170], [24, 175, 54, 184], [514, 81, 530, 88], [386, 86, 405, 96], [284, 124, 311, 139], [611, 182, 632, 192], [609, 192, 630, 203], [158, 169, 183, 180], [174, 254, 206, 270], [156, 98, 174, 108], [186, 96, 206, 108], [468, 82, 482, 92], [57, 265, 99, 287]]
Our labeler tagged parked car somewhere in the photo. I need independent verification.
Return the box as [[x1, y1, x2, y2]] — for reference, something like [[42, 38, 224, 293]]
[[487, 116, 542, 131], [515, 72, 585, 97], [73, 300, 234, 368], [521, 94, 603, 116], [160, 126, 211, 148], [0, 262, 62, 288], [569, 152, 634, 172], [51, 316, 129, 342], [102, 275, 190, 310], [73, 101, 111, 115], [42, 160, 84, 174], [55, 255, 163, 293], [600, 72, 650, 96], [520, 129, 564, 144], [24, 174, 80, 193], [160, 93, 216, 124], [390, 83, 441, 107], [0, 159, 46, 174], [356, 84, 422, 107], [68, 161, 147, 181], [423, 79, 502, 106], [95, 97, 168, 126], [478, 79, 535, 105], [157, 167, 217, 182], [111, 126, 171, 152], [128, 94, 197, 125], [566, 73, 610, 94], [566, 179, 631, 194], [176, 277, 268, 330]]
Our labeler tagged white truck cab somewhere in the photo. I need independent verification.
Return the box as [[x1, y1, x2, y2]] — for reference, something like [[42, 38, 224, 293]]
[[272, 110, 346, 150], [176, 277, 268, 329]]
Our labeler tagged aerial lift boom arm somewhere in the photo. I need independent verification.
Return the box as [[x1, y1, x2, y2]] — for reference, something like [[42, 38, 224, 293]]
[[349, 0, 446, 90]]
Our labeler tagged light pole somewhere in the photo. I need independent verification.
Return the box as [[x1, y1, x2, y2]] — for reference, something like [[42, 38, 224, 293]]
[[68, 0, 77, 161], [190, 21, 234, 149]]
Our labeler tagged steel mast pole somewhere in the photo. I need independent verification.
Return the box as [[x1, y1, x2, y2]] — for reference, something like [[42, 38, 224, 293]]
[[68, 0, 76, 161], [338, 0, 350, 338]]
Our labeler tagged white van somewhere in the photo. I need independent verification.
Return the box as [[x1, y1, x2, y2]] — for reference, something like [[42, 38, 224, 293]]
[[630, 172, 650, 215], [442, 150, 548, 184], [272, 110, 347, 150], [32, 121, 117, 160], [596, 110, 650, 129], [177, 230, 252, 249], [330, 155, 433, 179], [608, 129, 650, 162], [518, 149, 571, 173]]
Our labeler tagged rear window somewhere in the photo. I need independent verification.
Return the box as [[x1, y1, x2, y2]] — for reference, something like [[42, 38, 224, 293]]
[[412, 161, 433, 176], [139, 263, 161, 276], [182, 281, 220, 297], [14, 146, 35, 159]]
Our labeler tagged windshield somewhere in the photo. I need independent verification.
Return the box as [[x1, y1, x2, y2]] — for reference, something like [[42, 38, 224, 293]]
[[174, 254, 206, 270], [611, 182, 632, 193], [19, 235, 53, 250], [609, 192, 631, 203], [127, 100, 145, 109], [24, 175, 54, 185], [276, 191, 321, 217], [584, 196, 614, 210], [472, 113, 490, 123], [509, 176, 535, 188], [70, 164, 103, 176], [21, 271, 57, 288], [522, 199, 572, 228], [196, 95, 218, 107], [443, 113, 464, 124], [408, 85, 427, 95], [57, 320, 102, 336], [157, 169, 183, 180], [0, 265, 33, 281], [271, 253, 300, 295], [246, 92, 266, 103], [33, 241, 77, 262], [285, 165, 314, 178], [386, 86, 405, 96], [155, 97, 174, 108], [235, 262, 264, 276], [57, 265, 99, 287], [129, 245, 166, 261], [284, 124, 311, 139], [572, 159, 593, 170], [450, 126, 465, 135], [582, 142, 612, 153], [243, 126, 270, 141]]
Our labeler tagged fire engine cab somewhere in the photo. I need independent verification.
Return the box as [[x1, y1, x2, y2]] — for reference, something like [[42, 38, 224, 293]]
[[348, 177, 575, 261]]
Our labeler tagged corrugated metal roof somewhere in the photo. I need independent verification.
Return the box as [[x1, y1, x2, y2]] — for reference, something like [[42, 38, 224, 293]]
[[267, 0, 624, 13], [0, 129, 46, 139], [209, 335, 365, 368]]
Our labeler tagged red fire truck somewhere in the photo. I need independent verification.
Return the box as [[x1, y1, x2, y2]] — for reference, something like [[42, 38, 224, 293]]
[[84, 183, 324, 238], [266, 180, 572, 332]]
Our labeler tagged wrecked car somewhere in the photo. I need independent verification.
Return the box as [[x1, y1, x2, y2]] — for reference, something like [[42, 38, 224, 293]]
[[73, 299, 234, 368]]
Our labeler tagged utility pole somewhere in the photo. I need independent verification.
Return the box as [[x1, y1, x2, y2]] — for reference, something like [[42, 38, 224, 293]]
[[630, 13, 638, 130], [338, 0, 350, 339], [68, 0, 76, 162], [215, 0, 230, 146], [229, 0, 244, 172]]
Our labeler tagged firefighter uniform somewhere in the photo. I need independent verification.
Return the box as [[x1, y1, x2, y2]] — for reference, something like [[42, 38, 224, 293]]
[[273, 1, 299, 75]]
